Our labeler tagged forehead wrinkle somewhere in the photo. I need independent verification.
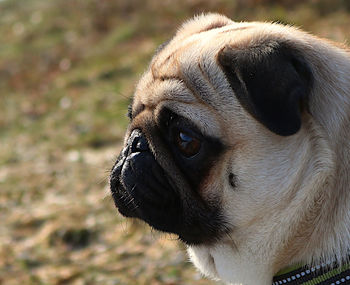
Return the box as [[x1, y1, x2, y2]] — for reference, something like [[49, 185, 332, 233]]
[[151, 39, 196, 77], [217, 25, 253, 35], [178, 52, 233, 138], [135, 76, 198, 110], [154, 99, 224, 138], [149, 47, 210, 109], [178, 52, 224, 112], [151, 27, 225, 79]]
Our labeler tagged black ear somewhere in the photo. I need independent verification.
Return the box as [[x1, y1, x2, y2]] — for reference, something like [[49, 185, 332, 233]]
[[218, 41, 313, 136]]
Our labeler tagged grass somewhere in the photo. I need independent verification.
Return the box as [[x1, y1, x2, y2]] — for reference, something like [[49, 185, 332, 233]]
[[0, 0, 349, 284]]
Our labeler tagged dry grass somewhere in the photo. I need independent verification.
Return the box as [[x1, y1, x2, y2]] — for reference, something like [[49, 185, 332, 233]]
[[1, 0, 349, 284]]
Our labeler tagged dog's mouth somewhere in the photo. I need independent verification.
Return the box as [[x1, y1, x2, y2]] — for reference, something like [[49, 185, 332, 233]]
[[109, 129, 228, 245]]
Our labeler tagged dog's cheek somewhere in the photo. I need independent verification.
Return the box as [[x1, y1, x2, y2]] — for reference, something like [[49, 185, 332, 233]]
[[198, 151, 236, 202]]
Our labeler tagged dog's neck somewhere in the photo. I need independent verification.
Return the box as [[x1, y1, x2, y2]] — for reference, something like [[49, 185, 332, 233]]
[[305, 43, 350, 265], [189, 244, 274, 285]]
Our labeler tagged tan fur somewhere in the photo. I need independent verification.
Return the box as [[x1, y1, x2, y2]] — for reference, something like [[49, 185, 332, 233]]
[[130, 13, 350, 284]]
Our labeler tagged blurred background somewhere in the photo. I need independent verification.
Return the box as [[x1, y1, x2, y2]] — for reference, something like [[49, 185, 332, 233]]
[[0, 0, 349, 284]]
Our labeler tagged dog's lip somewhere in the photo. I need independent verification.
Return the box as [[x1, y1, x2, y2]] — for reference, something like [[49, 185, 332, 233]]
[[110, 172, 139, 218], [111, 157, 125, 176], [109, 152, 138, 218]]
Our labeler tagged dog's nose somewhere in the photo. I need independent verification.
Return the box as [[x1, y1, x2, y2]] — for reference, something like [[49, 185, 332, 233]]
[[129, 129, 150, 153]]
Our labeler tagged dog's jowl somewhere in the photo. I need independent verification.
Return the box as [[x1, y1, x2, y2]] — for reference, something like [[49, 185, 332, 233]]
[[110, 13, 350, 285]]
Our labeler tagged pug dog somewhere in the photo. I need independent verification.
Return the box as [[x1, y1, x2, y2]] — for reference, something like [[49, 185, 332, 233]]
[[110, 13, 350, 284]]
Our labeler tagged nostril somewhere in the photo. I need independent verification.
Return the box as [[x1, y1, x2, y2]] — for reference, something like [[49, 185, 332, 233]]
[[129, 129, 150, 153], [135, 136, 149, 151]]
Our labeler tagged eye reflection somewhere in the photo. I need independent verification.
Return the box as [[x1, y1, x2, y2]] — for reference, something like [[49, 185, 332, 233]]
[[175, 130, 201, 157]]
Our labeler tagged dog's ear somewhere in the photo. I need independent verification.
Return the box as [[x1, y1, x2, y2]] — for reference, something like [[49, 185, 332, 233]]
[[218, 41, 313, 136]]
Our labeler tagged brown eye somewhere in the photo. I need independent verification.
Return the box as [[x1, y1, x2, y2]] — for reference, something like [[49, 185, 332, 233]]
[[175, 131, 201, 157]]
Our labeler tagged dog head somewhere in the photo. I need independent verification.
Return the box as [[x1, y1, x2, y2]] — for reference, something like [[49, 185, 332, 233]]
[[110, 14, 349, 283]]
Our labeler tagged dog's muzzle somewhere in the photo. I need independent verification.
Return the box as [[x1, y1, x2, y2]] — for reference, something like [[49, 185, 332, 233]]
[[110, 129, 183, 232]]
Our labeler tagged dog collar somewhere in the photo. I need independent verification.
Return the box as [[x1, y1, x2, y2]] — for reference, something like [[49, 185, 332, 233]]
[[272, 260, 350, 285]]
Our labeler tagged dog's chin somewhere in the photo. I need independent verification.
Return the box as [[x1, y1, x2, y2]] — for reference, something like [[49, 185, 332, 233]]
[[109, 129, 228, 246]]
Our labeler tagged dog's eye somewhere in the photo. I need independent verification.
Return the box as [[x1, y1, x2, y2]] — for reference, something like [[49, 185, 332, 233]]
[[175, 130, 201, 157]]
